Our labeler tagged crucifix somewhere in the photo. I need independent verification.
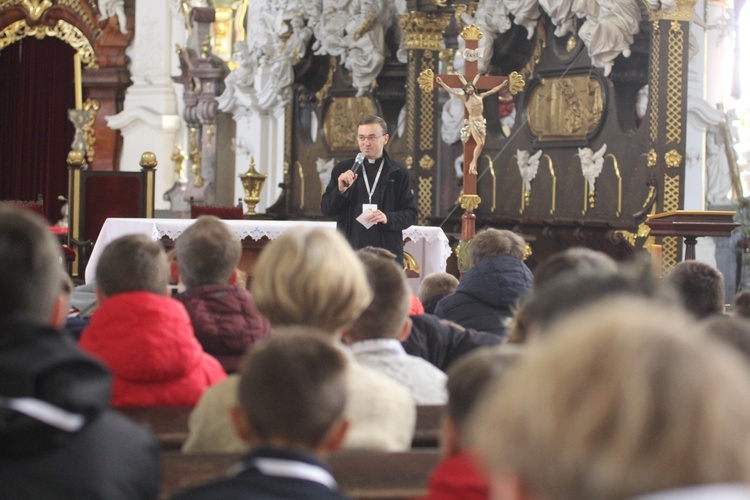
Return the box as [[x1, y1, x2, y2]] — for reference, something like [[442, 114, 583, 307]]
[[419, 24, 524, 246]]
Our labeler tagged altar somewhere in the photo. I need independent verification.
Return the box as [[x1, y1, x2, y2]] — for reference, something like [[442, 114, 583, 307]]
[[86, 218, 452, 294]]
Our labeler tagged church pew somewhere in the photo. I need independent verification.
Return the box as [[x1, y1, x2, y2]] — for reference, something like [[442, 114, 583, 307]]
[[412, 404, 444, 448], [159, 449, 442, 499], [118, 406, 192, 450], [120, 404, 446, 451]]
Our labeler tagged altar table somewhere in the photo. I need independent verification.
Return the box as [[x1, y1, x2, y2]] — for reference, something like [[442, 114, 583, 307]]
[[86, 218, 452, 294]]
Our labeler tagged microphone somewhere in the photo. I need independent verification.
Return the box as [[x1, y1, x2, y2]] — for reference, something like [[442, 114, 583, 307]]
[[343, 153, 366, 188]]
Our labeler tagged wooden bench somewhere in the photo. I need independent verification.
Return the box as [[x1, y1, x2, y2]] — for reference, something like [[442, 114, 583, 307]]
[[118, 406, 192, 450], [160, 449, 442, 499], [412, 405, 443, 448], [120, 405, 445, 451]]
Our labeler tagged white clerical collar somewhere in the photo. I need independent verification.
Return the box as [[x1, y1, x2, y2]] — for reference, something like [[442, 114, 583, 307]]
[[232, 457, 337, 489], [349, 338, 406, 356]]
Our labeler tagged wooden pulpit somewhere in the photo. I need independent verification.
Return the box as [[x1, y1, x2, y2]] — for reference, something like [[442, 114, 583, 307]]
[[645, 210, 738, 260]]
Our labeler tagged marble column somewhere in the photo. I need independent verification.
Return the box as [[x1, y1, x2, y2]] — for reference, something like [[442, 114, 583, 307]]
[[107, 0, 181, 211]]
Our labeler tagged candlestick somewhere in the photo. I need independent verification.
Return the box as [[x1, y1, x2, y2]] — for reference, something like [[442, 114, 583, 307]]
[[74, 53, 82, 110], [651, 244, 662, 277]]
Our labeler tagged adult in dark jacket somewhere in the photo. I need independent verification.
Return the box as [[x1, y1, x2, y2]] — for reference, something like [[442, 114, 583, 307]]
[[434, 229, 533, 337], [0, 206, 159, 499], [173, 216, 271, 373], [321, 115, 417, 265], [404, 313, 502, 371]]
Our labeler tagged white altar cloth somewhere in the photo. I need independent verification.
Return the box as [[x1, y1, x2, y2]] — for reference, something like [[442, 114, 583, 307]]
[[86, 218, 452, 294]]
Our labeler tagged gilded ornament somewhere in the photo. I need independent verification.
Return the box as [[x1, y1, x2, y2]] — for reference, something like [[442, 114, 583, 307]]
[[398, 12, 451, 51], [617, 230, 637, 246], [21, 0, 52, 21], [460, 24, 483, 42], [66, 149, 85, 168], [238, 156, 268, 216], [139, 152, 158, 169], [507, 71, 525, 95], [0, 20, 98, 67], [665, 20, 684, 145], [171, 144, 188, 180], [524, 244, 533, 260], [419, 154, 435, 171], [420, 51, 435, 152], [566, 35, 576, 53], [649, 21, 660, 143], [454, 4, 468, 22], [418, 177, 432, 226], [58, 0, 100, 37], [213, 8, 234, 62], [82, 98, 100, 163], [459, 194, 482, 212], [323, 97, 375, 150], [647, 148, 657, 167], [521, 22, 546, 81], [665, 149, 682, 168], [314, 57, 336, 104], [527, 75, 604, 141], [405, 155, 414, 169], [484, 155, 496, 212], [418, 69, 435, 93], [353, 16, 377, 41], [296, 161, 305, 209], [406, 50, 415, 152]]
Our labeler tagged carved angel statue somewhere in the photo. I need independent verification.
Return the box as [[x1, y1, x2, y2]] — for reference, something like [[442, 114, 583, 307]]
[[577, 0, 641, 76], [517, 149, 543, 192], [579, 144, 607, 193], [316, 157, 335, 196], [343, 0, 388, 95], [98, 0, 128, 34], [435, 75, 510, 175], [538, 0, 576, 37], [505, 0, 542, 39]]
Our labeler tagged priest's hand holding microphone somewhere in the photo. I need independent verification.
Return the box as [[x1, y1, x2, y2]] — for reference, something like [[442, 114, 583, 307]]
[[337, 152, 388, 225]]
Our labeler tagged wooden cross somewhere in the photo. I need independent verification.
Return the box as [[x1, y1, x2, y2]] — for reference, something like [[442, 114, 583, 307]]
[[419, 24, 524, 243]]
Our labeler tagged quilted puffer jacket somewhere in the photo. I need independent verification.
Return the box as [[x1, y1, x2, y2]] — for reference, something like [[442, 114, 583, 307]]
[[434, 255, 533, 337], [79, 291, 226, 407], [175, 285, 271, 373]]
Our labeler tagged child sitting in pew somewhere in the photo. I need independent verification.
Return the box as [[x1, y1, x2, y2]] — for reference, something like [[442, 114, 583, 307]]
[[422, 345, 524, 499], [173, 329, 351, 499]]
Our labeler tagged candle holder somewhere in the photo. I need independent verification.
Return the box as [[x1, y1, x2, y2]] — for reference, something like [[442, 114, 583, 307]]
[[238, 156, 267, 216]]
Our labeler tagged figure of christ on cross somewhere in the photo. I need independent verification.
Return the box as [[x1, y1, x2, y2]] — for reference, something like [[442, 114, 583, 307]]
[[435, 76, 510, 175]]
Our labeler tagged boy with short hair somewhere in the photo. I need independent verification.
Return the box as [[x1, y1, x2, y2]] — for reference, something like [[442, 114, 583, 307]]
[[344, 252, 448, 405], [173, 216, 271, 373], [174, 329, 350, 499]]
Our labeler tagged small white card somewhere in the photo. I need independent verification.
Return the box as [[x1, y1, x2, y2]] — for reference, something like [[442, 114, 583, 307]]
[[356, 203, 378, 229]]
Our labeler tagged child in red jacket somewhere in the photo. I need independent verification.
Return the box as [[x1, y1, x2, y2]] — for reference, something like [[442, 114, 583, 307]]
[[79, 234, 226, 407]]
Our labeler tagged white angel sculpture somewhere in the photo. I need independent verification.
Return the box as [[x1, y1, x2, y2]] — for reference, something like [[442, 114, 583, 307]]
[[579, 144, 607, 193], [98, 0, 127, 34], [316, 157, 335, 196], [505, 0, 542, 39], [578, 0, 641, 76], [517, 149, 543, 192]]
